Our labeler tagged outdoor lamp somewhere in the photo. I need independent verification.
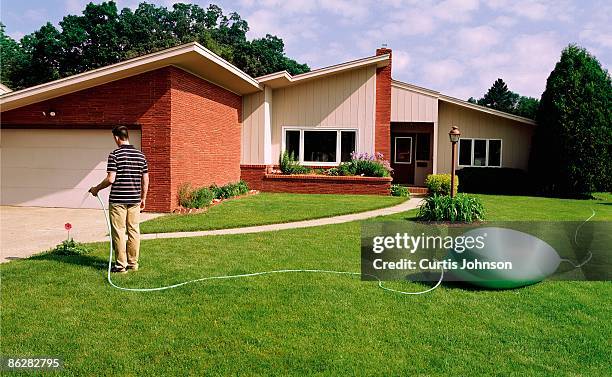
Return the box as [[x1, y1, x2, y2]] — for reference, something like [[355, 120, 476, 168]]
[[448, 126, 461, 198], [449, 126, 461, 143]]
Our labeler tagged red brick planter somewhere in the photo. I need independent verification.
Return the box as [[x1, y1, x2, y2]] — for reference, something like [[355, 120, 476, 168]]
[[240, 165, 392, 195]]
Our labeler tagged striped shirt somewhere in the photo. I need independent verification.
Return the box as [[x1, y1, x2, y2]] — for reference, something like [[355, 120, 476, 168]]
[[106, 145, 148, 204]]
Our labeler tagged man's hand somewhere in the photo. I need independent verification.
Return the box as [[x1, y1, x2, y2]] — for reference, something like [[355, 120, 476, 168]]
[[89, 186, 99, 197], [140, 199, 146, 211]]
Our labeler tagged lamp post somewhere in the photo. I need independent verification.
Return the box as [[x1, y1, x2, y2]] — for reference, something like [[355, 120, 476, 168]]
[[448, 126, 461, 198]]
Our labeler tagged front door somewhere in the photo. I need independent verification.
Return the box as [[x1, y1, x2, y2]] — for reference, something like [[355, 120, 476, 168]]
[[391, 133, 415, 184]]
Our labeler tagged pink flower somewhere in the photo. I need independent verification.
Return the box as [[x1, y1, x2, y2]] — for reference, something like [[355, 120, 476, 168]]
[[65, 223, 72, 231]]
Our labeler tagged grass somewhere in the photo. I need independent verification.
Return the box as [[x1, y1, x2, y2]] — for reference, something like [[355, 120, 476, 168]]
[[141, 193, 407, 233], [1, 193, 611, 375], [382, 192, 612, 221]]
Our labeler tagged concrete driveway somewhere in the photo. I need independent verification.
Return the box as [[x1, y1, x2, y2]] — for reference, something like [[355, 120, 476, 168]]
[[1, 206, 162, 263]]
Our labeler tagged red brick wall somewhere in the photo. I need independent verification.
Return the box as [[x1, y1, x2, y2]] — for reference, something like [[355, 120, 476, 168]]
[[1, 66, 243, 212], [169, 67, 242, 209], [240, 166, 391, 195], [375, 48, 392, 160], [240, 165, 270, 191], [1, 69, 173, 212]]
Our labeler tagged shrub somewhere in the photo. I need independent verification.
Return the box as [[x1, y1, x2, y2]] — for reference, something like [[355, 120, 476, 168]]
[[325, 167, 340, 176], [210, 180, 249, 199], [530, 45, 612, 196], [279, 151, 311, 175], [49, 239, 92, 256], [417, 194, 485, 222], [457, 167, 531, 195], [179, 181, 250, 208], [189, 187, 214, 208], [338, 152, 393, 177], [425, 174, 459, 196], [390, 184, 410, 198]]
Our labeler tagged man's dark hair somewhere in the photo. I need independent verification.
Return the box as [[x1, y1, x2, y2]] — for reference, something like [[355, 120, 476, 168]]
[[112, 126, 129, 141]]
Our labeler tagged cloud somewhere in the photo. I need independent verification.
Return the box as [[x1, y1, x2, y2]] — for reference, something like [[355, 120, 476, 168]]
[[422, 59, 465, 87], [455, 25, 502, 53], [8, 31, 25, 41], [432, 0, 480, 23], [24, 9, 46, 22], [393, 50, 411, 75], [64, 0, 84, 14], [245, 9, 320, 45]]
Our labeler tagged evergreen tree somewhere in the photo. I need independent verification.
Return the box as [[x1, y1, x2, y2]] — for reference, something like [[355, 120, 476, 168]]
[[477, 78, 518, 113], [529, 45, 612, 195]]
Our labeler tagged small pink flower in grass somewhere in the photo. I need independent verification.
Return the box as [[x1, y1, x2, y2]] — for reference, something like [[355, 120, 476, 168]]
[[65, 223, 72, 240]]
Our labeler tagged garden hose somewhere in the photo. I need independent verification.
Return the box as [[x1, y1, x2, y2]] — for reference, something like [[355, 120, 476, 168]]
[[96, 195, 444, 294]]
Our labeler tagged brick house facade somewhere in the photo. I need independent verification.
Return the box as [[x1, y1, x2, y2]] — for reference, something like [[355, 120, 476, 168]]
[[1, 66, 242, 212], [0, 42, 536, 211]]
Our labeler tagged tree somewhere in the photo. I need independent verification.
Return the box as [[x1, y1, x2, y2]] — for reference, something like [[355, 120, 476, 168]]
[[477, 78, 518, 113], [469, 78, 540, 119], [0, 23, 27, 89], [529, 45, 612, 196], [0, 1, 309, 90]]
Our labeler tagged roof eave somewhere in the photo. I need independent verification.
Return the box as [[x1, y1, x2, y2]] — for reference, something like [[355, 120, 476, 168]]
[[0, 42, 262, 112]]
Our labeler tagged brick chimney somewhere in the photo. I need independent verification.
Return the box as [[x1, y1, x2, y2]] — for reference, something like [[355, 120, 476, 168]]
[[375, 47, 392, 160]]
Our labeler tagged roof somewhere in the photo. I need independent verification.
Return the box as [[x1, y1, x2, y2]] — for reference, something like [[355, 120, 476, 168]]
[[0, 42, 261, 112], [256, 54, 390, 89], [391, 79, 536, 125], [0, 83, 12, 94]]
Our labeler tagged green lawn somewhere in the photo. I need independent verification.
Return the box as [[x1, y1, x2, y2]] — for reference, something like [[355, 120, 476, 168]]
[[382, 192, 612, 221], [141, 193, 407, 233], [1, 193, 611, 376]]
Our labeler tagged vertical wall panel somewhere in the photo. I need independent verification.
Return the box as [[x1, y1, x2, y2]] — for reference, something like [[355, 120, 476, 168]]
[[271, 66, 377, 160]]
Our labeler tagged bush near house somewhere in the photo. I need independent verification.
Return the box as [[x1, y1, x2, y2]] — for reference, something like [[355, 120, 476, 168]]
[[179, 181, 250, 209], [390, 184, 410, 198], [457, 167, 530, 195], [279, 151, 311, 175], [417, 194, 485, 222], [337, 152, 393, 178], [425, 174, 458, 196]]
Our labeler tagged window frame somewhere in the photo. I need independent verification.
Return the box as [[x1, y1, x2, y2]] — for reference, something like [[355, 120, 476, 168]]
[[457, 138, 503, 168], [281, 127, 359, 166], [393, 136, 413, 164]]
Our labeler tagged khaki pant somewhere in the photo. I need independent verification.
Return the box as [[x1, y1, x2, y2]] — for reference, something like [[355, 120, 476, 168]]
[[109, 204, 141, 269]]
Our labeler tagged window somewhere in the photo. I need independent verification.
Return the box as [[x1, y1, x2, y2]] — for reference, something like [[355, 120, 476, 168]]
[[341, 131, 356, 162], [394, 137, 413, 164], [459, 139, 472, 166], [416, 133, 431, 161], [285, 130, 300, 159], [304, 131, 336, 162], [458, 138, 502, 167], [283, 128, 357, 165]]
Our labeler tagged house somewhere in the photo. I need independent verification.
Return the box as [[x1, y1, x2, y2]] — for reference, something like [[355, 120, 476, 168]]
[[0, 42, 535, 212]]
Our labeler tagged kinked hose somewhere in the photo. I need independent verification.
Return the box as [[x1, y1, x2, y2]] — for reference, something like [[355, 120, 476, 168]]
[[97, 196, 593, 295], [96, 196, 443, 294]]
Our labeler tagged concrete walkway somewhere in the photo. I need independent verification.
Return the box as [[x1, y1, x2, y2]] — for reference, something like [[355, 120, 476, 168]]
[[1, 198, 421, 262], [141, 197, 421, 240], [0, 206, 162, 263]]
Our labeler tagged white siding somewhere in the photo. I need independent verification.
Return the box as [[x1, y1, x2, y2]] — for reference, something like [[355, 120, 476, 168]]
[[391, 85, 438, 123], [270, 66, 377, 161]]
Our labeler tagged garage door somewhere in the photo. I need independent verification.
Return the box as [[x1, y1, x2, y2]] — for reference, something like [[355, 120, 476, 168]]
[[1, 129, 142, 209]]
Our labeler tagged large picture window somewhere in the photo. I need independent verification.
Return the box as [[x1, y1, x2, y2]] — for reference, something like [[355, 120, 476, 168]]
[[458, 138, 502, 167], [283, 128, 357, 165]]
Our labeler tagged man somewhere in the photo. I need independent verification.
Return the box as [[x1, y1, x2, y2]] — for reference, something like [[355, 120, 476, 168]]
[[89, 126, 149, 273]]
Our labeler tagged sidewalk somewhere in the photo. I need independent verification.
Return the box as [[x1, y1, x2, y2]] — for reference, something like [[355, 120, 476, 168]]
[[140, 197, 421, 240]]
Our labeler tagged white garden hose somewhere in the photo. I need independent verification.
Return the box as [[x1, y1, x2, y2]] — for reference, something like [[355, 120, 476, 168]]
[[96, 195, 443, 294]]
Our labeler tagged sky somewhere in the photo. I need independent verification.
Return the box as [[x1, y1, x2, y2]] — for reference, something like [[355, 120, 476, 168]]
[[1, 0, 610, 99]]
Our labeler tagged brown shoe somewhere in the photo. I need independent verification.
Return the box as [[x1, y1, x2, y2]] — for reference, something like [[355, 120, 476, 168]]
[[126, 265, 139, 271], [111, 265, 127, 274]]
